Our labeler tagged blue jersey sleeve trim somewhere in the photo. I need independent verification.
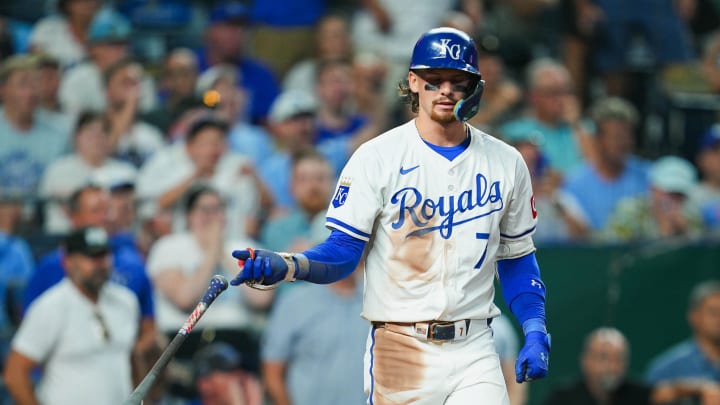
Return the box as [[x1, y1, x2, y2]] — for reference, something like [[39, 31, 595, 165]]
[[299, 230, 366, 284], [500, 226, 536, 239], [326, 217, 371, 240]]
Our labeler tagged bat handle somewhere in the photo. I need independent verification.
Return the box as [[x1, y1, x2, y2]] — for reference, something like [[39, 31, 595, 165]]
[[180, 275, 229, 336], [122, 275, 229, 405]]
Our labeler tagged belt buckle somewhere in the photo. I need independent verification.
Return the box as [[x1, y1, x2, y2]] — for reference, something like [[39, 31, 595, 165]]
[[428, 322, 455, 342]]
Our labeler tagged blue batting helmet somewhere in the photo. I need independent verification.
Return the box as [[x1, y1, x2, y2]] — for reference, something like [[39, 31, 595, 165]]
[[409, 27, 484, 121], [410, 27, 480, 77]]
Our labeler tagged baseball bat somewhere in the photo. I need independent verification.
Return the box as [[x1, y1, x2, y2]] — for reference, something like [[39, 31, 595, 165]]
[[122, 275, 229, 405]]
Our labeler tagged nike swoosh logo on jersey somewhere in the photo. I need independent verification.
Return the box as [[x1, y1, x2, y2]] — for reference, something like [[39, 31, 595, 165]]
[[399, 165, 420, 175]]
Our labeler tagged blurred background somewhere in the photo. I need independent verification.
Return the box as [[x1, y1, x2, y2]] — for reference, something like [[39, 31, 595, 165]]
[[0, 1, 719, 405]]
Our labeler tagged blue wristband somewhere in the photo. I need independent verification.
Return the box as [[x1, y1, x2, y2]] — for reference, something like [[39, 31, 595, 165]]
[[522, 318, 547, 336]]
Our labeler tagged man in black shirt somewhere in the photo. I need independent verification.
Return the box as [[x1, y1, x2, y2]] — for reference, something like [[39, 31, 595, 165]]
[[543, 327, 652, 405]]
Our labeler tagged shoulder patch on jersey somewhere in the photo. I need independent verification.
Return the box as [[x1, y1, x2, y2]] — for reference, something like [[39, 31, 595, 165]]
[[332, 177, 352, 208], [531, 195, 537, 219]]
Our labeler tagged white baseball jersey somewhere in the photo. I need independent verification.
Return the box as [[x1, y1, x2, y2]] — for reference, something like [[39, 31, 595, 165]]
[[326, 120, 537, 322]]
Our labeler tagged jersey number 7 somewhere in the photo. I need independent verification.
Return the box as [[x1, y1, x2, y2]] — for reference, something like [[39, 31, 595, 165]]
[[474, 233, 489, 269]]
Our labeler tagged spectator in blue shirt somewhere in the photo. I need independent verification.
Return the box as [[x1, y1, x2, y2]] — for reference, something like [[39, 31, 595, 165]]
[[0, 197, 34, 376], [196, 2, 280, 125], [250, 0, 326, 78], [563, 97, 650, 231], [260, 150, 334, 252], [261, 266, 366, 405], [645, 280, 720, 405], [499, 58, 594, 176]]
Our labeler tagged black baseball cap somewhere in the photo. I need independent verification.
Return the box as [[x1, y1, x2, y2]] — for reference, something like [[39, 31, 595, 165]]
[[63, 226, 111, 257], [193, 342, 245, 379]]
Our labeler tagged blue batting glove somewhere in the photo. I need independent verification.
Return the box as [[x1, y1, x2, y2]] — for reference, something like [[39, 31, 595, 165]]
[[515, 331, 550, 383], [231, 249, 289, 287]]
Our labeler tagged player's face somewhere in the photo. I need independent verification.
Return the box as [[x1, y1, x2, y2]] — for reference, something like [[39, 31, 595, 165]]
[[409, 69, 473, 124]]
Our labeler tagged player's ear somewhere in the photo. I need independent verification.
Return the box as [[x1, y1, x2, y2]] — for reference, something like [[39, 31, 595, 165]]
[[408, 71, 421, 93]]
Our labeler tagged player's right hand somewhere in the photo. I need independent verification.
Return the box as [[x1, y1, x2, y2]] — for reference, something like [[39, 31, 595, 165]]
[[230, 249, 289, 287], [515, 331, 551, 383]]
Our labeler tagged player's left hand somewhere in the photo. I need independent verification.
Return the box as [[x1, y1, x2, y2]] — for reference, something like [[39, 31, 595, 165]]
[[515, 331, 551, 383]]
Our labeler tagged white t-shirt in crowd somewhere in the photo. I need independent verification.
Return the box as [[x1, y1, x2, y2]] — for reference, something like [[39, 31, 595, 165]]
[[136, 143, 260, 239], [59, 61, 159, 114], [146, 232, 258, 333], [29, 15, 87, 69], [12, 279, 139, 405]]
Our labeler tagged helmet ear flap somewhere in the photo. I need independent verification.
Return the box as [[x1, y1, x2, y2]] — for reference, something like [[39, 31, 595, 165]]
[[454, 78, 485, 122]]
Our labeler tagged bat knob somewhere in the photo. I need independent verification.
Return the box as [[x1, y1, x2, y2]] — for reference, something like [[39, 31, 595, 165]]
[[212, 275, 229, 290], [201, 275, 229, 306]]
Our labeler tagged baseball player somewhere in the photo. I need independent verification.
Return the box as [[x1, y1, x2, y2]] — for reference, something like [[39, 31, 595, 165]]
[[231, 27, 550, 404]]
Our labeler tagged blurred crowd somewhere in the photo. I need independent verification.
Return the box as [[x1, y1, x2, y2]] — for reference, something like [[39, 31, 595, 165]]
[[0, 0, 719, 404]]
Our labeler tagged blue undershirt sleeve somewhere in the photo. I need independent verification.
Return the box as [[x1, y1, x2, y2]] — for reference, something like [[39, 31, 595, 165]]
[[296, 229, 366, 284], [496, 252, 547, 335]]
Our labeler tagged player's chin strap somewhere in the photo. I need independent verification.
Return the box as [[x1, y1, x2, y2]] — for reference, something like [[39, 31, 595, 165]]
[[453, 78, 485, 122], [244, 252, 310, 290]]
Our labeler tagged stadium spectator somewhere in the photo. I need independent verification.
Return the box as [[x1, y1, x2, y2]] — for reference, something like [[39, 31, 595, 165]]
[[28, 0, 100, 68], [0, 55, 71, 202], [134, 201, 174, 262], [0, 198, 34, 403], [4, 226, 140, 405], [191, 342, 264, 405], [135, 116, 261, 239], [58, 9, 158, 115], [142, 48, 202, 135], [34, 53, 73, 135], [194, 64, 274, 168], [500, 58, 595, 176], [261, 265, 366, 405], [145, 184, 272, 400], [313, 59, 386, 175], [196, 1, 279, 125], [103, 57, 165, 167], [22, 185, 157, 377], [701, 31, 720, 95], [543, 327, 652, 405], [38, 111, 137, 235], [249, 0, 327, 78], [584, 0, 694, 100], [601, 156, 702, 241], [256, 89, 363, 212], [691, 124, 720, 234], [260, 151, 334, 252], [467, 36, 523, 133], [314, 59, 374, 145], [282, 13, 354, 93], [645, 280, 720, 405], [563, 96, 650, 232], [258, 90, 319, 212], [507, 130, 590, 242]]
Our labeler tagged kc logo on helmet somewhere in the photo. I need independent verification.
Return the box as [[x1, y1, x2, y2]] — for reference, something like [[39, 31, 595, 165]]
[[434, 39, 462, 60]]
